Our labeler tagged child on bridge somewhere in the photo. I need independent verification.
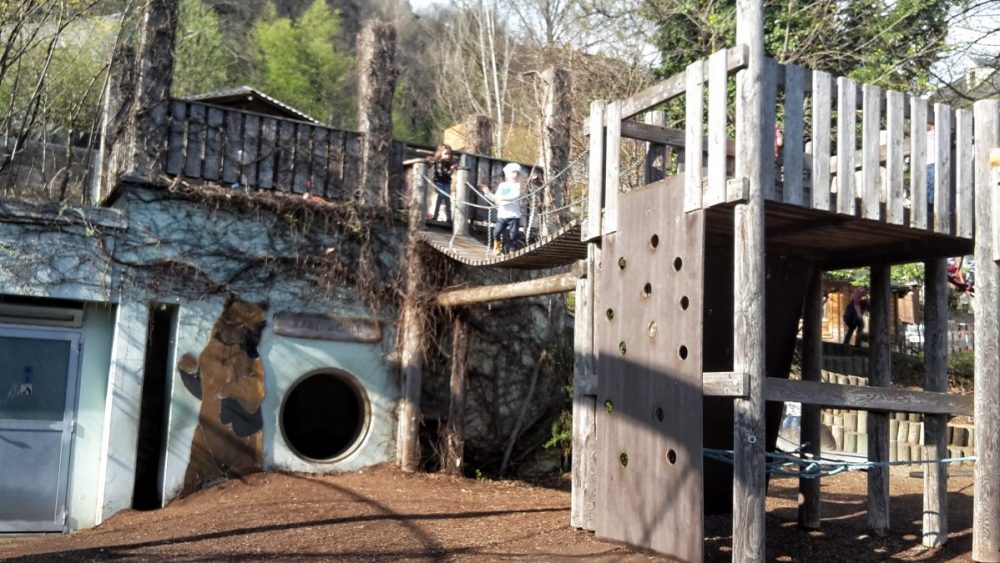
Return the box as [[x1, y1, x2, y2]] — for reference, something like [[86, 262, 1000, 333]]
[[480, 162, 523, 256], [427, 144, 458, 223]]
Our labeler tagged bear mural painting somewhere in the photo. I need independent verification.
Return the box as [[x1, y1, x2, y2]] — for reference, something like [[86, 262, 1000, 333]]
[[178, 299, 269, 495]]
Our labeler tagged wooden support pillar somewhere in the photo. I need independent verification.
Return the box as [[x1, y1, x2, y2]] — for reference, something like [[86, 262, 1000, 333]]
[[357, 20, 397, 208], [584, 101, 606, 241], [453, 115, 492, 236], [733, 0, 767, 560], [973, 98, 1000, 562], [538, 67, 572, 235], [799, 266, 822, 529], [923, 257, 949, 547], [571, 246, 598, 530], [111, 0, 178, 182], [443, 315, 469, 474], [868, 265, 891, 534], [453, 157, 471, 236], [397, 161, 430, 472]]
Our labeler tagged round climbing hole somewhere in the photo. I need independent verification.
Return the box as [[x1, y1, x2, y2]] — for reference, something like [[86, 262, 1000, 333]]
[[620, 452, 629, 468], [680, 296, 690, 310], [619, 341, 627, 355], [648, 320, 658, 339], [606, 308, 615, 321], [618, 257, 627, 270], [654, 407, 664, 422], [604, 399, 614, 413], [673, 257, 683, 272], [281, 370, 370, 463], [642, 282, 653, 297], [678, 345, 688, 360], [649, 234, 660, 249], [667, 449, 677, 465]]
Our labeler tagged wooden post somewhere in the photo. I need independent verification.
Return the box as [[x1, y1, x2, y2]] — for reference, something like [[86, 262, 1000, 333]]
[[973, 98, 1000, 562], [397, 161, 430, 472], [443, 315, 468, 474], [459, 114, 492, 233], [112, 0, 178, 182], [584, 101, 606, 241], [571, 246, 598, 530], [602, 101, 621, 235], [356, 20, 397, 208], [538, 67, 571, 235], [799, 266, 822, 529], [868, 265, 891, 534], [923, 257, 949, 547], [733, 0, 767, 560]]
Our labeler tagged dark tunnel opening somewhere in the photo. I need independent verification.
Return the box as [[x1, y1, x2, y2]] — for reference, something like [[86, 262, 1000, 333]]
[[281, 371, 368, 461]]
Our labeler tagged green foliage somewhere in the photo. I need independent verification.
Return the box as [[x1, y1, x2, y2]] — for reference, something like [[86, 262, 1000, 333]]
[[172, 0, 234, 97], [543, 384, 573, 462], [949, 350, 974, 385], [252, 0, 354, 127], [644, 0, 954, 91], [826, 263, 925, 287]]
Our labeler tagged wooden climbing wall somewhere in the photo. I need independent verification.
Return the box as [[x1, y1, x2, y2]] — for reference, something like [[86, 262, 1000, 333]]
[[595, 175, 705, 560]]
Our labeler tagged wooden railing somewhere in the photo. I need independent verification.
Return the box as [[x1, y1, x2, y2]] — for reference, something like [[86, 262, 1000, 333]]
[[165, 100, 364, 198], [612, 47, 975, 240]]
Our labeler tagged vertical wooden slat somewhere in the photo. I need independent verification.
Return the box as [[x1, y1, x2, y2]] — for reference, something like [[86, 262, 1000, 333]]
[[203, 107, 224, 181], [257, 118, 277, 189], [684, 60, 704, 212], [868, 265, 891, 534], [477, 156, 493, 222], [733, 0, 767, 559], [782, 64, 805, 206], [955, 108, 974, 238], [885, 91, 905, 225], [933, 104, 953, 235], [973, 98, 1000, 561], [811, 71, 832, 211], [706, 50, 728, 207], [799, 266, 822, 529], [603, 101, 621, 235], [571, 246, 598, 530], [293, 124, 312, 193], [242, 114, 260, 188], [836, 76, 857, 215], [276, 120, 296, 191], [923, 258, 949, 547], [325, 130, 344, 199], [761, 58, 778, 201], [166, 101, 186, 176], [910, 97, 928, 229], [184, 103, 205, 179], [222, 110, 243, 185], [861, 84, 881, 220], [343, 132, 361, 198], [311, 127, 329, 195], [453, 155, 471, 236]]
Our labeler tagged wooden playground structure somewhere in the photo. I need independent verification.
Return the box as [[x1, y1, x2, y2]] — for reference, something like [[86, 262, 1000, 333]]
[[399, 3, 1000, 562]]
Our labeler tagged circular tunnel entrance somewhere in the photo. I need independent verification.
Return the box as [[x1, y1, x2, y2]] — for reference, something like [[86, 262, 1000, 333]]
[[281, 371, 369, 462]]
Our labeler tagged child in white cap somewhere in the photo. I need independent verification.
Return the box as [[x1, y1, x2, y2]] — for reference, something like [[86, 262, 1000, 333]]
[[479, 162, 522, 255]]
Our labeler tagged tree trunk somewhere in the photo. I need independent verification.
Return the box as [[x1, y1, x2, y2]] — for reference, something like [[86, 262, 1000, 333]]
[[357, 20, 397, 208]]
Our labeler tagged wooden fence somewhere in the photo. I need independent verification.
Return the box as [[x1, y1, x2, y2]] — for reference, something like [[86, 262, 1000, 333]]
[[616, 47, 974, 240], [165, 100, 364, 198]]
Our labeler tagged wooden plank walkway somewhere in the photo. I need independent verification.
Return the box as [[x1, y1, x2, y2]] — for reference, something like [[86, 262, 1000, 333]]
[[418, 221, 587, 269]]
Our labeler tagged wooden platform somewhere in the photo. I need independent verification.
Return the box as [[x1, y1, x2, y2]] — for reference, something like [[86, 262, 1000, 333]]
[[417, 221, 587, 269]]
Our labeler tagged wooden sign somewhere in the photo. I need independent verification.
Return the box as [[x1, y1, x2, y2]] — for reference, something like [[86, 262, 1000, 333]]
[[273, 312, 382, 343]]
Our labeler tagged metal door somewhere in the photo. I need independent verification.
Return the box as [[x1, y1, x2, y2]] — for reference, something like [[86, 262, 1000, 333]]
[[0, 326, 80, 532]]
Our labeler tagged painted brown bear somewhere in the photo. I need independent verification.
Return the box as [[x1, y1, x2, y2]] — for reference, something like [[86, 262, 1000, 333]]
[[179, 299, 268, 495]]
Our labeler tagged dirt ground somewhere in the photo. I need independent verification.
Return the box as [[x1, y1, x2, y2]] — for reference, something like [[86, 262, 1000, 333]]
[[0, 464, 976, 562]]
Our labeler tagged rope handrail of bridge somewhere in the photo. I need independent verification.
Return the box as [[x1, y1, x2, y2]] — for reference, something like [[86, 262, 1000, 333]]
[[704, 447, 976, 479]]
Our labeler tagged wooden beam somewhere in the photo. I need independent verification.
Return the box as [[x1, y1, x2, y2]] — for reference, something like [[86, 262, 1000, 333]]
[[733, 0, 767, 559], [799, 268, 823, 529], [868, 265, 891, 534], [923, 258, 949, 547], [618, 45, 748, 120], [584, 101, 606, 241], [436, 271, 577, 307], [571, 246, 598, 531], [973, 98, 1000, 562], [703, 371, 749, 397], [763, 377, 971, 416], [443, 316, 469, 474]]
